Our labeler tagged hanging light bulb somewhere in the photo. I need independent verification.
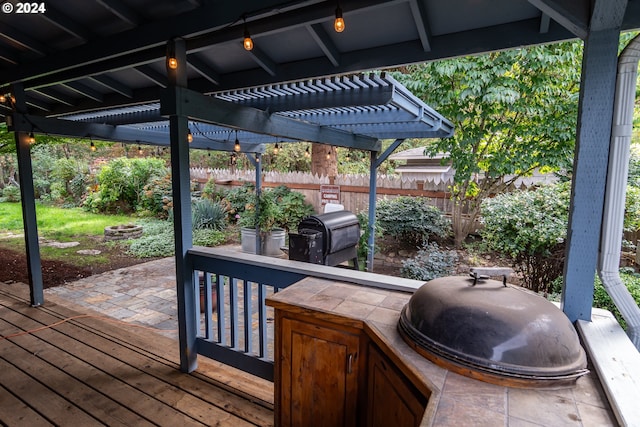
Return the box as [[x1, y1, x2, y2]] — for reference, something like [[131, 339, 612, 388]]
[[334, 3, 345, 32], [137, 145, 143, 155], [168, 57, 178, 70], [234, 134, 241, 152], [243, 19, 254, 51], [326, 150, 331, 160], [90, 141, 96, 152], [0, 94, 5, 103], [27, 132, 35, 144], [305, 146, 311, 158], [167, 40, 178, 70], [273, 143, 279, 155], [187, 128, 193, 143]]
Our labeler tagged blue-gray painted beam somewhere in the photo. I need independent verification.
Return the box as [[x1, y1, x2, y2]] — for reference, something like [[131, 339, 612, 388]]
[[31, 88, 75, 106], [166, 38, 198, 373], [96, 0, 139, 26], [187, 54, 221, 86], [40, 4, 92, 41], [307, 24, 341, 67], [408, 0, 432, 52], [221, 85, 394, 113], [63, 81, 104, 103], [247, 47, 278, 77], [527, 0, 589, 39], [562, 28, 622, 322], [134, 65, 168, 88], [255, 154, 262, 255], [89, 75, 133, 98], [160, 86, 381, 151], [0, 22, 50, 56], [11, 83, 44, 306]]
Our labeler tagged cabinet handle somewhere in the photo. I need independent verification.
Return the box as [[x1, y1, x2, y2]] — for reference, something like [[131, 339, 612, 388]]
[[347, 353, 354, 374]]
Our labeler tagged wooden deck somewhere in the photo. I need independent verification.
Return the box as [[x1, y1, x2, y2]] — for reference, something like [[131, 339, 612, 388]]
[[0, 282, 274, 427]]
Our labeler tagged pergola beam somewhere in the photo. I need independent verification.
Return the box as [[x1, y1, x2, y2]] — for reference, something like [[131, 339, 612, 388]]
[[528, 0, 589, 38], [160, 86, 382, 151]]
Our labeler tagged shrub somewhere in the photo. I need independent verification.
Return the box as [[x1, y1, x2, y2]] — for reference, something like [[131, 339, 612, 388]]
[[376, 196, 450, 246], [237, 185, 314, 232], [139, 174, 173, 218], [222, 183, 256, 222], [481, 183, 570, 293], [357, 210, 383, 262], [192, 199, 227, 231], [84, 157, 168, 213], [400, 242, 458, 281], [1, 185, 20, 202]]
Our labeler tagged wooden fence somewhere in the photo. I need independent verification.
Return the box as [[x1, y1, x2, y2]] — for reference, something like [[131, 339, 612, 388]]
[[190, 167, 453, 214]]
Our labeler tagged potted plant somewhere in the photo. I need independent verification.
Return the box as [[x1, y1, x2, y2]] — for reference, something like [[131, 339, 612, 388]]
[[238, 190, 286, 256]]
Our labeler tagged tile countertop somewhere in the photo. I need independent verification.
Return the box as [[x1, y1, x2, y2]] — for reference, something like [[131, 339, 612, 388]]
[[266, 276, 616, 427]]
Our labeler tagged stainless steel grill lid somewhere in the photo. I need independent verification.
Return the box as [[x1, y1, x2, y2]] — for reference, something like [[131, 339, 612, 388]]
[[398, 276, 588, 387]]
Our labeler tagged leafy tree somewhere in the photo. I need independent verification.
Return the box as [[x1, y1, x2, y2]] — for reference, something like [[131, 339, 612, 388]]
[[393, 42, 582, 246]]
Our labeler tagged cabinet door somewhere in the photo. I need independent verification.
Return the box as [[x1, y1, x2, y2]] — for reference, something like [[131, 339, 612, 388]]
[[280, 317, 360, 427], [367, 344, 427, 427]]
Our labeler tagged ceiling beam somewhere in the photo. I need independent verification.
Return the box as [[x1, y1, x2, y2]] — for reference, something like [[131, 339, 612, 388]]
[[0, 22, 50, 56], [25, 97, 51, 112], [160, 86, 381, 151], [408, 0, 432, 52], [0, 46, 18, 65], [187, 54, 221, 86], [133, 65, 168, 88], [63, 81, 104, 102], [31, 88, 75, 106], [95, 0, 140, 26], [246, 47, 278, 77], [307, 24, 341, 67], [89, 75, 133, 98], [527, 0, 589, 38], [39, 4, 92, 41]]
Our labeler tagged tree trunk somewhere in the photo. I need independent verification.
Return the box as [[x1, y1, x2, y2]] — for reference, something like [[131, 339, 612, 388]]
[[311, 143, 337, 178]]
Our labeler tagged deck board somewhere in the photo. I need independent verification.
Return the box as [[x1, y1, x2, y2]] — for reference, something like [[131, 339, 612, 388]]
[[0, 282, 274, 427]]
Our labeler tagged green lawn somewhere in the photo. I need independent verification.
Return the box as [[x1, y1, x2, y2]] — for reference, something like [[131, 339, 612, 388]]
[[0, 202, 137, 267], [0, 202, 133, 239]]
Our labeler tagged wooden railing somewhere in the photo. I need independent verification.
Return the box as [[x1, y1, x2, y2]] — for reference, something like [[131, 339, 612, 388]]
[[187, 247, 424, 381]]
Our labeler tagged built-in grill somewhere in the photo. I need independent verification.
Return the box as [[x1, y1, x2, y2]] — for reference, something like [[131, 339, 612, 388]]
[[288, 210, 360, 269], [398, 274, 589, 389]]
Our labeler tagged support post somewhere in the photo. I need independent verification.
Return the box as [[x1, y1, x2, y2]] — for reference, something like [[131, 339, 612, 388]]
[[562, 28, 621, 322], [367, 151, 378, 272], [165, 38, 197, 372], [11, 83, 44, 306]]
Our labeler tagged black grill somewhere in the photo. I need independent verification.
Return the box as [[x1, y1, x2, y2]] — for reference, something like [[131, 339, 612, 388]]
[[288, 210, 360, 269]]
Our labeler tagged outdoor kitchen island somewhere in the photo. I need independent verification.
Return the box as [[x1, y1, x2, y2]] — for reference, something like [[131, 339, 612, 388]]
[[266, 276, 616, 427]]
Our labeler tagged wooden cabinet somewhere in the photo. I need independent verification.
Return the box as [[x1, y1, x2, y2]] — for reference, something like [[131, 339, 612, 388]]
[[276, 314, 363, 427], [366, 344, 428, 427]]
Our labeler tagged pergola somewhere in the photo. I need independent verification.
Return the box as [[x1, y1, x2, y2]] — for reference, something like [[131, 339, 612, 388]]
[[1, 0, 639, 378]]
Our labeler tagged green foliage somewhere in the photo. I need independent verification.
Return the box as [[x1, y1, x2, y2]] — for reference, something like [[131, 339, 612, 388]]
[[127, 218, 227, 258], [1, 185, 20, 202], [139, 174, 173, 218], [400, 242, 458, 281], [192, 198, 227, 231], [376, 196, 450, 246], [393, 42, 582, 245], [237, 186, 314, 232], [357, 210, 383, 261], [84, 157, 168, 214], [221, 183, 256, 222], [481, 183, 570, 292]]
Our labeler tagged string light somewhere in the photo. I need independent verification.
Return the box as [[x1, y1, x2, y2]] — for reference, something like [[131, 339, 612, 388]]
[[234, 131, 241, 152], [334, 3, 345, 32], [137, 145, 143, 155], [167, 41, 178, 69], [273, 143, 279, 155], [27, 132, 35, 144], [0, 94, 5, 103], [243, 18, 254, 51], [305, 146, 310, 158], [187, 128, 193, 143], [90, 141, 96, 152]]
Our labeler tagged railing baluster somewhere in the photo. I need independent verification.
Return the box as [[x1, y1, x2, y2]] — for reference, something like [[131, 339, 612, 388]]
[[216, 274, 226, 345], [243, 279, 253, 354], [204, 272, 214, 340], [259, 283, 267, 358], [230, 277, 239, 349]]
